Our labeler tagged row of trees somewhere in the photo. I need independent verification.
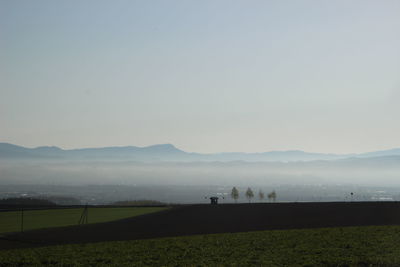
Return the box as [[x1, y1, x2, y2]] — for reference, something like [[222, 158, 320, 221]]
[[231, 187, 276, 203]]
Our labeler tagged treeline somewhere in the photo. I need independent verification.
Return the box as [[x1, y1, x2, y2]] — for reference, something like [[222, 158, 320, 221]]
[[231, 187, 277, 203]]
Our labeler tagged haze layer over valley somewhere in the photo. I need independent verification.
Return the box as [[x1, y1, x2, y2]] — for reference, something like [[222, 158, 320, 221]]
[[1, 143, 400, 204]]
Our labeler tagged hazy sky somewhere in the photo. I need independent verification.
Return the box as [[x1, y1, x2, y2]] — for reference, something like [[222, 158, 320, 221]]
[[1, 0, 399, 153]]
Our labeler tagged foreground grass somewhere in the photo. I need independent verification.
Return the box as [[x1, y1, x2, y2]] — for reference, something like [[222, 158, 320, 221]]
[[0, 207, 167, 234], [1, 225, 400, 266]]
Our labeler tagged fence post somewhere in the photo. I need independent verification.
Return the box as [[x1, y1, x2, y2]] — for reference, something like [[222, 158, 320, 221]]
[[78, 204, 89, 225], [21, 208, 24, 233]]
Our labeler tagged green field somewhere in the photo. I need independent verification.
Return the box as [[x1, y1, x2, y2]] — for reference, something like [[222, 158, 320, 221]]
[[0, 207, 167, 234], [1, 225, 400, 266]]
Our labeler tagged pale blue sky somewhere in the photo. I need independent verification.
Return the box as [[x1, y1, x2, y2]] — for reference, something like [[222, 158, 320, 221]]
[[1, 0, 399, 153]]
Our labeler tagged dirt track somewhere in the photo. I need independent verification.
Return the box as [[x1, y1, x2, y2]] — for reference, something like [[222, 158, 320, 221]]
[[1, 202, 400, 250]]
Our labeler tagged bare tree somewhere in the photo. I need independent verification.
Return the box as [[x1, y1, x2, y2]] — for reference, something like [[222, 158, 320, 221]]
[[231, 187, 239, 203], [245, 187, 254, 203], [268, 190, 277, 202], [258, 190, 265, 202]]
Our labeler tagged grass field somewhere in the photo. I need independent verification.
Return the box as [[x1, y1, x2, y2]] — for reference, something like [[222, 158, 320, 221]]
[[1, 225, 400, 266], [0, 207, 167, 234]]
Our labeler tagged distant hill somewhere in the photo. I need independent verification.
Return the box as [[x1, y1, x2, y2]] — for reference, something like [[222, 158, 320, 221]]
[[0, 143, 187, 161], [356, 148, 400, 158], [1, 142, 400, 162], [0, 197, 57, 206], [112, 200, 166, 206]]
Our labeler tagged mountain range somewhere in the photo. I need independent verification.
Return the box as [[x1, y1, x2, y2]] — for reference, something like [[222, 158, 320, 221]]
[[1, 142, 400, 162]]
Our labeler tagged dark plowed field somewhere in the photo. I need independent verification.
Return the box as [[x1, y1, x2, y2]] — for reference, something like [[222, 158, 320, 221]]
[[1, 202, 400, 250]]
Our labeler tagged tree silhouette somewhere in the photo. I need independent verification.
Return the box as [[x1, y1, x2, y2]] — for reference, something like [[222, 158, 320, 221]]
[[231, 187, 239, 203], [258, 190, 265, 202], [268, 190, 277, 202], [245, 187, 254, 203]]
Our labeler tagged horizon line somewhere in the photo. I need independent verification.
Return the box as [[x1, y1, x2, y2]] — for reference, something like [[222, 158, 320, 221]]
[[1, 141, 399, 156]]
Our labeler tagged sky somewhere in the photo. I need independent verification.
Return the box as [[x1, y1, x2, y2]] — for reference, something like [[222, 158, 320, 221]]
[[1, 0, 400, 154]]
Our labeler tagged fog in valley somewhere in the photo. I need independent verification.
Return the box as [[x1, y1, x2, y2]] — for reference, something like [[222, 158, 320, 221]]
[[2, 157, 400, 204]]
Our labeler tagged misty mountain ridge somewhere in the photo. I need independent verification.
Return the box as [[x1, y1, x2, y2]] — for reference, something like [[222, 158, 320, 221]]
[[1, 142, 400, 162], [0, 143, 186, 161]]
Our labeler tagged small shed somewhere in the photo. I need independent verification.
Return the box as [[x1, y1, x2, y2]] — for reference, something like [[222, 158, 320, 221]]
[[209, 197, 219, 205]]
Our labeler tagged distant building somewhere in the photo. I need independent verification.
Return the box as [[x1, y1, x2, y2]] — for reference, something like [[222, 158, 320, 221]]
[[209, 197, 219, 205]]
